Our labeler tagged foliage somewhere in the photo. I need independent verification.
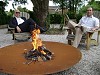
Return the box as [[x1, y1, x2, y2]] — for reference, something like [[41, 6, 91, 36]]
[[12, 0, 27, 9], [44, 14, 50, 30], [50, 13, 62, 24], [52, 0, 82, 14], [88, 1, 100, 11], [17, 6, 29, 12], [79, 1, 100, 14], [49, 13, 64, 30], [67, 11, 76, 19], [0, 13, 6, 25], [0, 1, 7, 12], [52, 0, 83, 25], [0, 1, 9, 25], [76, 12, 82, 23], [0, 12, 11, 25], [59, 14, 64, 30], [13, 0, 27, 4]]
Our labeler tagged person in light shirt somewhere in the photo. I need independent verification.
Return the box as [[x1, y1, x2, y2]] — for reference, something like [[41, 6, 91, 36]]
[[67, 7, 99, 48], [9, 9, 46, 33]]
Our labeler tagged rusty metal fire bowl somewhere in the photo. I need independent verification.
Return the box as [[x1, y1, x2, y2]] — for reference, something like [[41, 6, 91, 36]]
[[0, 41, 82, 74]]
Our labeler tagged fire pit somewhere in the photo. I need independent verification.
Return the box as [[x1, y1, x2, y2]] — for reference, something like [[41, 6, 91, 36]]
[[0, 41, 81, 74], [0, 28, 81, 75]]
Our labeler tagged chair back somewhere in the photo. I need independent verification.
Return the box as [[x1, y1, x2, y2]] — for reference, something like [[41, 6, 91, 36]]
[[93, 11, 100, 27], [64, 14, 70, 26], [20, 12, 30, 19]]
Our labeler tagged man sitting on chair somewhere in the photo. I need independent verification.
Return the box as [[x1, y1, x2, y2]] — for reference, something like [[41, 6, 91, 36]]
[[68, 7, 99, 48], [9, 9, 46, 33]]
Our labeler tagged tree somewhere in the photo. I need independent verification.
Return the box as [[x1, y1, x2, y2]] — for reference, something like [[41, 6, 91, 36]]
[[31, 0, 49, 27], [52, 0, 82, 13], [88, 0, 100, 11], [51, 0, 66, 15], [0, 1, 8, 25], [0, 1, 7, 13]]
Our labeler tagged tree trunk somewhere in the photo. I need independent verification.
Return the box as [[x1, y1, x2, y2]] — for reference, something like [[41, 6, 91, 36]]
[[69, 0, 72, 11], [31, 0, 49, 27], [61, 0, 64, 15]]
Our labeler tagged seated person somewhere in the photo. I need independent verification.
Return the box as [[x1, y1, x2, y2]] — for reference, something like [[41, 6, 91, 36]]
[[9, 9, 46, 33], [68, 7, 99, 48]]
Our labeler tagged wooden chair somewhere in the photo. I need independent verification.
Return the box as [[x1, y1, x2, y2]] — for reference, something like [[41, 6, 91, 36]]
[[8, 12, 31, 42], [65, 11, 100, 50]]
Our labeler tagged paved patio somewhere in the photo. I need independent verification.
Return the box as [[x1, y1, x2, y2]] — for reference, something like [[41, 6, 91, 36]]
[[0, 28, 100, 75]]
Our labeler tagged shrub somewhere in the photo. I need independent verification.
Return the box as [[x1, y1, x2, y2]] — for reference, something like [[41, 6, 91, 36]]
[[76, 13, 82, 23], [0, 12, 8, 25], [67, 11, 76, 19], [49, 13, 62, 24]]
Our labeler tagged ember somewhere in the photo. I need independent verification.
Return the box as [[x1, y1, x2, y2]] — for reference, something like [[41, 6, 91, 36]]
[[24, 29, 54, 64]]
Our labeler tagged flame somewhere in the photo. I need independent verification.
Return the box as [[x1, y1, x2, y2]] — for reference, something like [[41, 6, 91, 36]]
[[41, 50, 46, 55], [31, 29, 47, 55], [31, 29, 43, 50], [24, 28, 53, 63]]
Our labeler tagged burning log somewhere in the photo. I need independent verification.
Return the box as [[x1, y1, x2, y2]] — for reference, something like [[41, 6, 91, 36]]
[[25, 46, 53, 61], [24, 29, 54, 64]]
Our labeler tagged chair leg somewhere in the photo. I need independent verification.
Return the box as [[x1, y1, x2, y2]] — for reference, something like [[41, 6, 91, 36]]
[[97, 31, 100, 45], [67, 29, 72, 45], [12, 33, 15, 40], [91, 39, 98, 46], [68, 40, 72, 45], [10, 29, 15, 40], [86, 32, 93, 50]]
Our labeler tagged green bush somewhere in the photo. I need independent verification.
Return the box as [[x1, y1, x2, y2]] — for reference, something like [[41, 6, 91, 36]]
[[76, 13, 82, 23], [49, 14, 62, 24], [6, 15, 12, 24], [0, 12, 8, 25], [67, 11, 76, 19]]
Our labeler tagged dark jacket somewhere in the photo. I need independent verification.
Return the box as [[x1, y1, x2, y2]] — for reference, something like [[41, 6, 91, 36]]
[[9, 17, 26, 28]]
